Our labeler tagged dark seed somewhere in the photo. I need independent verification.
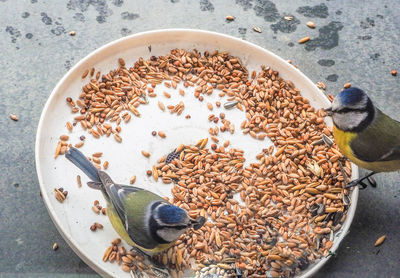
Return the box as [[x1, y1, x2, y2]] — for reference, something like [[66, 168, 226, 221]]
[[317, 204, 325, 215], [309, 204, 319, 217], [322, 134, 334, 146], [324, 212, 334, 222], [297, 257, 309, 270], [333, 211, 343, 226], [166, 149, 181, 164]]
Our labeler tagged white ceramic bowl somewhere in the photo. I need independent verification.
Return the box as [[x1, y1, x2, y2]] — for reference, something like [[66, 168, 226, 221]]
[[35, 29, 359, 278]]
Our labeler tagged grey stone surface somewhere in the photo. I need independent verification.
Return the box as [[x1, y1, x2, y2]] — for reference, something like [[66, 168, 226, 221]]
[[0, 0, 399, 277]]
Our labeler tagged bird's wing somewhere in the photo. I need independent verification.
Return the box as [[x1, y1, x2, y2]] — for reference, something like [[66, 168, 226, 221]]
[[350, 109, 400, 162], [376, 144, 400, 162], [97, 171, 142, 228], [124, 190, 166, 249], [97, 171, 163, 249]]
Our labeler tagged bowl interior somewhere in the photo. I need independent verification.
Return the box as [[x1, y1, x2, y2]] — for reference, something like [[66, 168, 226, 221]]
[[36, 29, 359, 278]]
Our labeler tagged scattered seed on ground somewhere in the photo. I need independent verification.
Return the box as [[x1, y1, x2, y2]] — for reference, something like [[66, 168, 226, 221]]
[[52, 243, 58, 250], [299, 36, 311, 44], [253, 26, 262, 33], [307, 21, 316, 28], [375, 235, 386, 247], [9, 114, 18, 121]]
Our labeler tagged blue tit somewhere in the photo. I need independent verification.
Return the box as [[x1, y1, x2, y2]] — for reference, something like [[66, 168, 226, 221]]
[[325, 87, 400, 188], [65, 148, 205, 255]]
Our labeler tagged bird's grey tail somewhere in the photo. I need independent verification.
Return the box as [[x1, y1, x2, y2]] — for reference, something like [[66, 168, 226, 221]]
[[65, 147, 101, 183]]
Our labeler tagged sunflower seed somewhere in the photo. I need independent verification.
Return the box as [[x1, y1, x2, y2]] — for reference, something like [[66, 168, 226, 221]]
[[223, 101, 238, 109]]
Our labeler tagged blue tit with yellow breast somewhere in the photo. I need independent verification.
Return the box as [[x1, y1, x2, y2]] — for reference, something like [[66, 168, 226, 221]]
[[65, 148, 205, 264], [325, 87, 400, 188]]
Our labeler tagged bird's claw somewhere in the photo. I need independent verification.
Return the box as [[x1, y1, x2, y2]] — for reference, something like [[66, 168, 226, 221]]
[[346, 176, 377, 190], [129, 247, 169, 277], [346, 179, 368, 189], [367, 176, 377, 187]]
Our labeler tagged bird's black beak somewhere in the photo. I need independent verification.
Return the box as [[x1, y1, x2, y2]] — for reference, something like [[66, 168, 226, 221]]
[[324, 106, 333, 116], [191, 216, 206, 230]]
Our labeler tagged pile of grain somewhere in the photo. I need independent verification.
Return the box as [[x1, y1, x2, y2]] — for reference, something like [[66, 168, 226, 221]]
[[61, 49, 351, 278]]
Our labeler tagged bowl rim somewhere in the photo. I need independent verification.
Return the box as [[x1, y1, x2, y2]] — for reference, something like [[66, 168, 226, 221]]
[[35, 28, 359, 278]]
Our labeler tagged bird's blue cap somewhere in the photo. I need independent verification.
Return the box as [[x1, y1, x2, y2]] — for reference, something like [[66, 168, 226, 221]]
[[157, 205, 187, 224], [337, 87, 367, 106]]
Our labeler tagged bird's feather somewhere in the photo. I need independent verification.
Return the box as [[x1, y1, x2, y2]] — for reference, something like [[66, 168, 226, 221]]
[[97, 171, 165, 249], [65, 148, 100, 182], [350, 109, 400, 162], [124, 192, 165, 249], [87, 181, 102, 190]]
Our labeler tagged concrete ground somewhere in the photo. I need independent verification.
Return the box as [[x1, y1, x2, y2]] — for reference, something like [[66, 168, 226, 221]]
[[0, 0, 399, 277]]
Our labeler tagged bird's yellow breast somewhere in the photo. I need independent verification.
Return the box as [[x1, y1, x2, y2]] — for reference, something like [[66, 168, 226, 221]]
[[332, 126, 357, 160], [333, 125, 400, 172]]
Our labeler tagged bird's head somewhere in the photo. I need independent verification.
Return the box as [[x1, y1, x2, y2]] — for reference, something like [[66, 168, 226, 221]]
[[150, 203, 205, 243], [325, 87, 375, 132]]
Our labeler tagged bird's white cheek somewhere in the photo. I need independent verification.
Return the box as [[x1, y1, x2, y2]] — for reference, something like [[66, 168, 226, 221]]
[[156, 228, 185, 242], [333, 111, 367, 130]]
